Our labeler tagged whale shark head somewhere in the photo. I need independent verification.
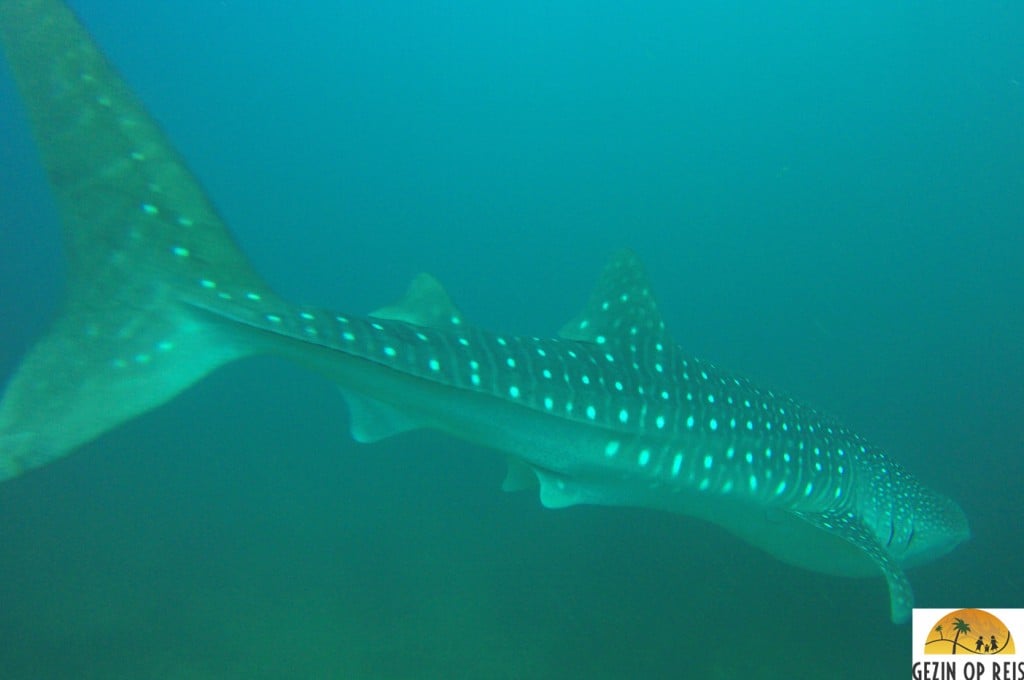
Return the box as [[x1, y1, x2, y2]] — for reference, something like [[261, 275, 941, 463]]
[[897, 484, 970, 569]]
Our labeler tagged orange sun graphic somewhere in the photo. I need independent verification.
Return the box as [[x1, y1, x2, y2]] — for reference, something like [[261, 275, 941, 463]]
[[925, 609, 1015, 655]]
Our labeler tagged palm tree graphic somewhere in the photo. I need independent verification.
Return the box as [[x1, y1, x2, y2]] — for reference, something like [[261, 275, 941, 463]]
[[935, 625, 944, 641], [951, 618, 972, 654]]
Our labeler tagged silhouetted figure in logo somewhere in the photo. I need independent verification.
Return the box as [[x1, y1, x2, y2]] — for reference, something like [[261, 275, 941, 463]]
[[976, 636, 984, 652], [985, 645, 990, 652], [991, 636, 999, 653]]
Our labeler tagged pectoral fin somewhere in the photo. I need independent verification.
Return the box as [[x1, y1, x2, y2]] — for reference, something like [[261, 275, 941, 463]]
[[795, 510, 914, 623]]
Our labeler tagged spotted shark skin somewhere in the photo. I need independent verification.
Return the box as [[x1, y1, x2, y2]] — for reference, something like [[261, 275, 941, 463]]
[[0, 0, 968, 623]]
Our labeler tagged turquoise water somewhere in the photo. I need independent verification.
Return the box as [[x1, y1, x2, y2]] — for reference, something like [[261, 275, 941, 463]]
[[0, 0, 1021, 677]]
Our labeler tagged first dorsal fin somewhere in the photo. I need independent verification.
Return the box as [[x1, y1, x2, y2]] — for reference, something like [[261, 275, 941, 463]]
[[559, 250, 670, 346], [370, 273, 466, 329]]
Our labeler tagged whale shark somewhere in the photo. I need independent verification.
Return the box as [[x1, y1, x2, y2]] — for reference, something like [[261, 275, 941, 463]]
[[0, 0, 968, 623]]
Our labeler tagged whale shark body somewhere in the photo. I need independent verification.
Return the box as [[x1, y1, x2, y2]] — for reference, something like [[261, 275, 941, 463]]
[[0, 0, 968, 623]]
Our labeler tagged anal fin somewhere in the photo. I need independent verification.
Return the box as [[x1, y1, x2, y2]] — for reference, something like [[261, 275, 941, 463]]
[[339, 389, 421, 443], [502, 457, 538, 492]]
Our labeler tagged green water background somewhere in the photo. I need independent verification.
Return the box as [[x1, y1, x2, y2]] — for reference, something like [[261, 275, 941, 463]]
[[0, 1, 1021, 677]]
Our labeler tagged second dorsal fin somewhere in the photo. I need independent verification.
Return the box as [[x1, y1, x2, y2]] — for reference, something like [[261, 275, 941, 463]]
[[370, 273, 466, 329]]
